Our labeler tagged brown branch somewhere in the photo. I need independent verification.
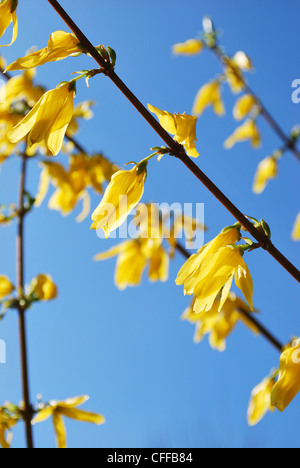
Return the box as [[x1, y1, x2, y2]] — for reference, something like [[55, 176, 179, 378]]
[[45, 0, 300, 284], [17, 153, 34, 448]]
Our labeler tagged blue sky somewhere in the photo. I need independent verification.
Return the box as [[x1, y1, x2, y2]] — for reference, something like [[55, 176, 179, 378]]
[[0, 0, 299, 448]]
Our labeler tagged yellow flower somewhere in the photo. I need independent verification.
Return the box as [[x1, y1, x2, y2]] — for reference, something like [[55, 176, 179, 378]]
[[0, 407, 18, 449], [148, 103, 199, 157], [176, 226, 254, 312], [271, 339, 300, 412], [224, 119, 261, 149], [8, 82, 75, 156], [292, 212, 300, 241], [233, 94, 258, 121], [91, 164, 147, 237], [32, 274, 57, 301], [224, 52, 253, 94], [94, 237, 169, 290], [232, 51, 253, 71], [183, 292, 258, 351], [0, 275, 14, 299], [247, 375, 276, 426], [6, 30, 82, 71], [253, 157, 278, 194], [193, 80, 225, 117], [67, 100, 95, 137], [32, 395, 105, 449], [0, 69, 45, 110], [0, 0, 18, 47], [172, 38, 204, 56]]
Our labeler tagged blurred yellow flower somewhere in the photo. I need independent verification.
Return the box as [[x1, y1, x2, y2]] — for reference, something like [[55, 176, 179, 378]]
[[176, 226, 254, 312], [224, 119, 261, 149], [247, 375, 276, 426], [67, 100, 95, 137], [292, 212, 300, 241], [32, 395, 105, 449], [0, 0, 18, 47], [224, 51, 253, 94], [8, 82, 75, 156], [271, 339, 300, 412], [172, 38, 204, 56], [193, 81, 225, 117], [94, 237, 169, 290], [148, 103, 199, 157], [183, 292, 258, 351], [0, 407, 18, 449], [91, 164, 147, 236], [0, 69, 45, 110], [253, 157, 278, 194], [0, 275, 14, 299], [6, 30, 82, 71], [32, 274, 57, 301], [233, 94, 258, 121]]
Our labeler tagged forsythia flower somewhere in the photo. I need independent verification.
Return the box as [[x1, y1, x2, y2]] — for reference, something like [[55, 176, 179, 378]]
[[6, 30, 82, 71], [0, 407, 18, 448], [271, 339, 300, 412], [183, 292, 258, 351], [233, 94, 258, 121], [67, 100, 95, 137], [8, 82, 76, 156], [247, 375, 276, 426], [172, 38, 204, 55], [0, 275, 14, 299], [94, 238, 169, 290], [224, 51, 253, 94], [253, 156, 278, 194], [32, 274, 57, 301], [32, 396, 105, 449], [292, 212, 300, 241], [0, 69, 45, 110], [91, 164, 147, 237], [176, 226, 254, 312], [224, 119, 261, 149], [0, 0, 18, 47], [193, 81, 225, 117], [147, 104, 199, 157]]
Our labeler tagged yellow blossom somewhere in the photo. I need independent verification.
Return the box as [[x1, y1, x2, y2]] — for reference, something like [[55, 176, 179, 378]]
[[32, 395, 105, 449], [0, 0, 18, 47], [8, 82, 75, 156], [271, 339, 300, 412], [32, 274, 57, 301], [233, 94, 258, 121], [148, 104, 199, 157], [224, 52, 253, 94], [94, 237, 169, 290], [292, 212, 300, 241], [253, 157, 278, 194], [0, 275, 14, 299], [67, 100, 95, 137], [91, 164, 147, 237], [247, 375, 276, 426], [172, 38, 204, 56], [193, 81, 225, 117], [6, 30, 82, 71], [176, 226, 254, 312], [0, 407, 18, 449], [0, 69, 45, 110], [224, 119, 261, 149]]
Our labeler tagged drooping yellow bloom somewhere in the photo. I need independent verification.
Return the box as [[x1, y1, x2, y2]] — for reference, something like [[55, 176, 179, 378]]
[[292, 212, 300, 241], [94, 237, 169, 290], [224, 119, 261, 149], [147, 104, 199, 157], [183, 292, 258, 351], [0, 69, 45, 111], [0, 275, 14, 299], [31, 274, 57, 301], [32, 395, 105, 449], [233, 94, 258, 121], [193, 81, 225, 117], [224, 51, 253, 94], [0, 407, 18, 449], [8, 82, 75, 156], [91, 164, 147, 237], [253, 157, 278, 194], [6, 30, 82, 71], [247, 375, 276, 426], [271, 339, 300, 412], [176, 226, 254, 312], [0, 0, 18, 47], [172, 38, 204, 56]]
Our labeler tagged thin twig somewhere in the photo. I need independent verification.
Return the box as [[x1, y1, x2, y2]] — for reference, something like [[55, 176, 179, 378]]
[[45, 0, 300, 283], [17, 153, 34, 448]]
